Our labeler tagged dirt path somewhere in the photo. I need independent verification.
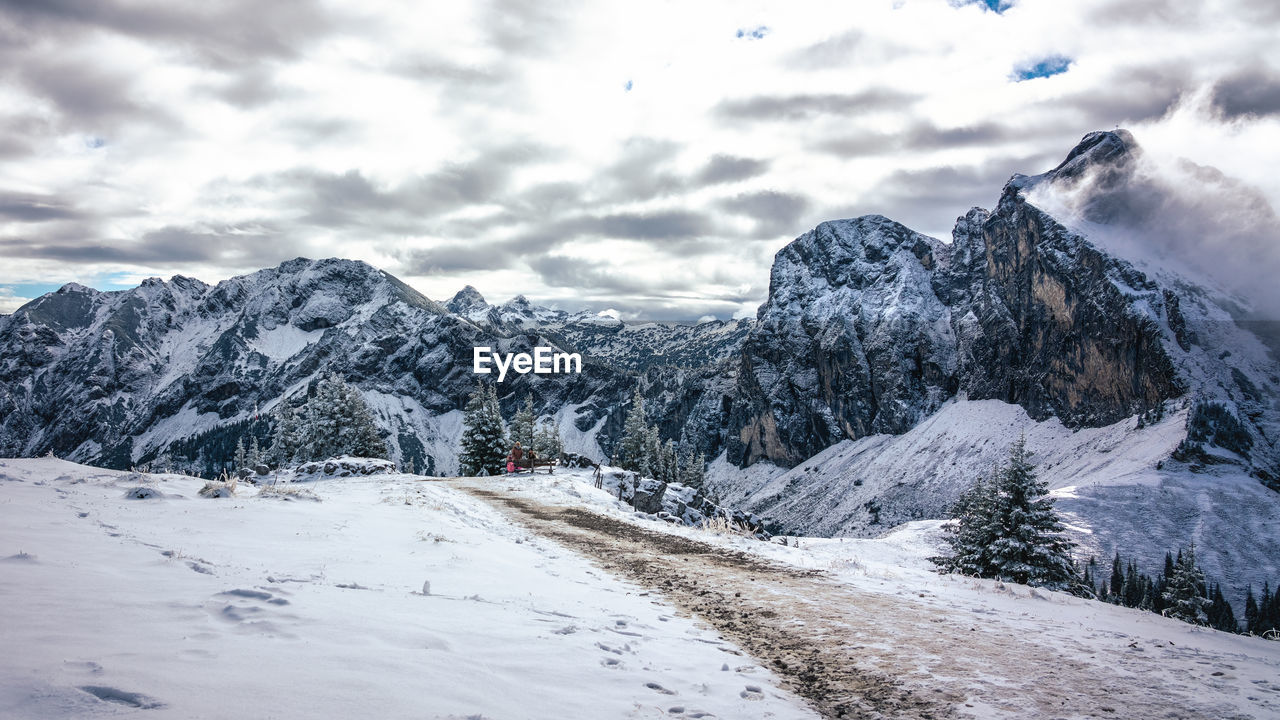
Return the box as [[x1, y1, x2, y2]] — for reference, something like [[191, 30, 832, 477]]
[[443, 478, 1254, 720]]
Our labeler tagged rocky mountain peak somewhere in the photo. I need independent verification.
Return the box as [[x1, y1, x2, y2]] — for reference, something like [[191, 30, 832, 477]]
[[446, 285, 488, 314]]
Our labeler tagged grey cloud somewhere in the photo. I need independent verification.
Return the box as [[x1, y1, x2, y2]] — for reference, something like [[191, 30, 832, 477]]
[[786, 29, 905, 70], [1084, 0, 1201, 26], [9, 59, 172, 132], [1052, 65, 1186, 124], [715, 89, 917, 122], [0, 0, 336, 67], [482, 0, 569, 57], [694, 155, 770, 186], [0, 222, 303, 266], [592, 210, 713, 241], [0, 191, 82, 222], [1210, 68, 1280, 120], [818, 121, 1080, 159], [403, 242, 520, 274], [842, 154, 1055, 237], [719, 191, 811, 238], [528, 255, 691, 295]]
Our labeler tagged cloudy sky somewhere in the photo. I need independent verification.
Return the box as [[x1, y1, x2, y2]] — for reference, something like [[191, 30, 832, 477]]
[[1, 0, 1278, 320]]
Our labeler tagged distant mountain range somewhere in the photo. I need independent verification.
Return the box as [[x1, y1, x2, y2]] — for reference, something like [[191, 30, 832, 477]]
[[2, 130, 1277, 597]]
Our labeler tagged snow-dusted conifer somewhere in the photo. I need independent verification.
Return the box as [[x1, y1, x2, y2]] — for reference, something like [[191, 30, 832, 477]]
[[299, 373, 387, 460], [533, 417, 563, 459], [270, 398, 301, 465], [643, 425, 661, 479], [618, 389, 649, 473], [513, 395, 536, 449], [660, 439, 677, 484], [459, 382, 507, 476], [249, 436, 261, 468], [935, 436, 1076, 589], [234, 437, 247, 470], [1162, 544, 1209, 625]]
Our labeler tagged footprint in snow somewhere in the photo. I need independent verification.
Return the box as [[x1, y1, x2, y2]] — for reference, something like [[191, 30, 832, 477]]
[[740, 685, 764, 700], [78, 686, 164, 710], [645, 682, 677, 695]]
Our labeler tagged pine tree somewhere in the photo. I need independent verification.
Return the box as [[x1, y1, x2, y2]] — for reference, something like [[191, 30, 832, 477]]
[[677, 446, 699, 488], [643, 425, 661, 479], [660, 439, 678, 484], [1109, 553, 1125, 605], [935, 436, 1077, 589], [513, 395, 536, 450], [234, 437, 247, 470], [459, 382, 508, 476], [618, 390, 649, 473], [1244, 586, 1258, 633], [935, 470, 1000, 577], [692, 452, 706, 489], [296, 373, 388, 460], [1162, 544, 1210, 625], [533, 418, 563, 459], [1206, 583, 1237, 632], [270, 398, 302, 466], [249, 436, 261, 468]]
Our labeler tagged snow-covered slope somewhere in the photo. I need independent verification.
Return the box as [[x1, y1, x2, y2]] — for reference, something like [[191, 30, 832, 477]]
[[710, 396, 1280, 603], [0, 457, 815, 719], [7, 457, 1277, 719]]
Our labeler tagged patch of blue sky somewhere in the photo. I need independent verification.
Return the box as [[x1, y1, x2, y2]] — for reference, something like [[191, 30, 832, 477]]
[[623, 79, 633, 92], [1011, 55, 1073, 81], [953, 0, 1014, 13], [735, 26, 769, 40]]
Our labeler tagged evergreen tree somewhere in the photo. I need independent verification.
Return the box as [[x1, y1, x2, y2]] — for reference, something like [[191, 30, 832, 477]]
[[532, 417, 563, 460], [1206, 583, 1237, 632], [618, 390, 649, 473], [677, 446, 700, 488], [234, 437, 247, 470], [660, 439, 678, 484], [512, 395, 536, 450], [1244, 586, 1258, 633], [1109, 553, 1125, 605], [404, 457, 415, 475], [270, 398, 302, 466], [935, 437, 1077, 589], [935, 470, 1000, 577], [299, 373, 388, 460], [249, 436, 261, 468], [1162, 544, 1210, 625], [692, 452, 706, 489], [459, 382, 508, 476], [643, 425, 661, 479]]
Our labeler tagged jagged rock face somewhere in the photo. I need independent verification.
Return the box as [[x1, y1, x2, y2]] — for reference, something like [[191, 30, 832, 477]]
[[726, 216, 957, 466], [719, 131, 1262, 474], [944, 189, 1183, 427]]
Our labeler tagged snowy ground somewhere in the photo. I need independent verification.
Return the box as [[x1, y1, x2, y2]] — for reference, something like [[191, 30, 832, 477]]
[[0, 458, 813, 719], [4, 457, 1280, 719]]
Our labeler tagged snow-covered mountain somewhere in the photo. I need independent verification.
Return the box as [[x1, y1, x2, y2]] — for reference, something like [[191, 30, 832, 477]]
[[1, 129, 1277, 597], [692, 130, 1280, 599], [0, 260, 747, 475]]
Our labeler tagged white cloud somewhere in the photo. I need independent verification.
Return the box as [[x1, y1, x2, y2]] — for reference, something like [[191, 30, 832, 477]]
[[0, 0, 1276, 319]]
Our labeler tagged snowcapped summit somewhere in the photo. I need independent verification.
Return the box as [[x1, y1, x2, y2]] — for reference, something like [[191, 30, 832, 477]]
[[446, 285, 487, 315]]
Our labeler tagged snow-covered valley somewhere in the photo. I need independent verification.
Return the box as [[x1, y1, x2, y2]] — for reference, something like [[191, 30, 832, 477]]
[[3, 457, 1278, 719]]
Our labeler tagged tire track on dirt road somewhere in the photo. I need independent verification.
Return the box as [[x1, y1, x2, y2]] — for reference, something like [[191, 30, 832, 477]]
[[445, 478, 1250, 720]]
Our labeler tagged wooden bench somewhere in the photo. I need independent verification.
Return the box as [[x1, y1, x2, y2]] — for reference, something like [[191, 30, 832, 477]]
[[528, 458, 557, 474]]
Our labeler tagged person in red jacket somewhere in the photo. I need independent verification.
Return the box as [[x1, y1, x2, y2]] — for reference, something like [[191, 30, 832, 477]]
[[511, 442, 525, 470]]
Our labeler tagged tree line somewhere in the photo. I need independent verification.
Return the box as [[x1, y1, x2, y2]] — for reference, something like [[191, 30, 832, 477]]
[[458, 383, 563, 476]]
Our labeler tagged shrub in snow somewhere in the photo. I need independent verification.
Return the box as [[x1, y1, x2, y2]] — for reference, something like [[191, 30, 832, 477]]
[[124, 486, 166, 500], [294, 456, 396, 479], [199, 474, 238, 498]]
